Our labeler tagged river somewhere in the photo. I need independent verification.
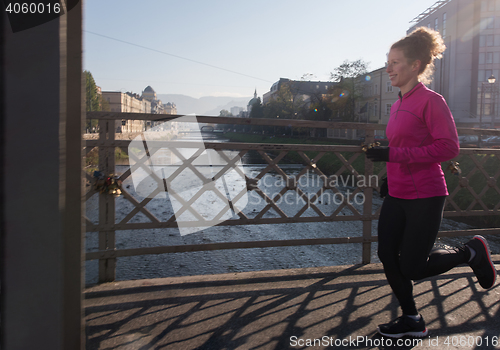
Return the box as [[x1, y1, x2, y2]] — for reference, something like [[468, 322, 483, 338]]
[[85, 131, 481, 285]]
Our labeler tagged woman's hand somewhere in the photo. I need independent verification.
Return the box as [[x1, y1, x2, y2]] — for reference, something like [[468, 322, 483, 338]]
[[366, 147, 390, 162]]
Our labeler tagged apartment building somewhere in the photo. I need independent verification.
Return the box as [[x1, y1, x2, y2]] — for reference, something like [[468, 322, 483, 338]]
[[356, 67, 400, 126], [102, 91, 151, 132], [408, 0, 500, 127], [262, 78, 337, 106], [358, 0, 500, 129], [164, 102, 177, 115]]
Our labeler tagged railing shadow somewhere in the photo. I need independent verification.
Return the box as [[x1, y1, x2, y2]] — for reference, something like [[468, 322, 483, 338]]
[[85, 261, 500, 349]]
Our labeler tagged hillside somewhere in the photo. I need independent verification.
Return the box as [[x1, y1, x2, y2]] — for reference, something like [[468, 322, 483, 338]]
[[156, 94, 251, 115]]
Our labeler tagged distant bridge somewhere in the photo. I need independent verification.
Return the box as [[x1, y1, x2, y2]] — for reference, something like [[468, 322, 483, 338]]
[[200, 125, 214, 132]]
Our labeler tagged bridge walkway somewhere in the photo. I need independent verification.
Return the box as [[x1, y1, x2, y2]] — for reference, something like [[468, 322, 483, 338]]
[[85, 257, 500, 350]]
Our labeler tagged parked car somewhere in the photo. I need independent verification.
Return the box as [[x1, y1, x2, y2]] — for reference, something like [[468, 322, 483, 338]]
[[458, 135, 479, 147], [357, 135, 388, 145], [484, 135, 500, 147], [458, 135, 493, 147]]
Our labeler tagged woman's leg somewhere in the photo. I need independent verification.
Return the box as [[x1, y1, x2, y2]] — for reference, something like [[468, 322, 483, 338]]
[[377, 195, 417, 315], [378, 195, 469, 315], [398, 196, 469, 281]]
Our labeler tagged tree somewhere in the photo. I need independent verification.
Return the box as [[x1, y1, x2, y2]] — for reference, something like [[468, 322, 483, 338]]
[[300, 73, 317, 81], [84, 70, 104, 132], [219, 109, 232, 117], [84, 70, 100, 112], [249, 97, 264, 119], [262, 83, 305, 135], [329, 59, 369, 122]]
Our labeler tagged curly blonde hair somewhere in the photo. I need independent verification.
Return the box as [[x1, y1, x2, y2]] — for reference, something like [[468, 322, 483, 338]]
[[391, 27, 446, 85]]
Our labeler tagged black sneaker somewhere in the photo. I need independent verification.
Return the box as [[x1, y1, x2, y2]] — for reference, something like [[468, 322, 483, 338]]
[[466, 235, 497, 289], [377, 315, 428, 338]]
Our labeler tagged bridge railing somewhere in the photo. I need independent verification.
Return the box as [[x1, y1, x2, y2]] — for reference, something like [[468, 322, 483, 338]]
[[85, 112, 500, 282]]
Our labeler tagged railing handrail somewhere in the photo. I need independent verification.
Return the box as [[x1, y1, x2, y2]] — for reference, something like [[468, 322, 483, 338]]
[[86, 111, 500, 136], [84, 112, 500, 283]]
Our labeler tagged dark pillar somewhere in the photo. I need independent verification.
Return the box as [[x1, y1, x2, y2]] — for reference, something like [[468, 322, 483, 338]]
[[1, 3, 84, 349]]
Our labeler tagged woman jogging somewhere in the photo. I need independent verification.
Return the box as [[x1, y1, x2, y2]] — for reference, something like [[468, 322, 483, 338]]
[[366, 27, 497, 338]]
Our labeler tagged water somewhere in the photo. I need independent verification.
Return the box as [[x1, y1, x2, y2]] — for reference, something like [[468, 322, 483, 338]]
[[85, 132, 481, 285]]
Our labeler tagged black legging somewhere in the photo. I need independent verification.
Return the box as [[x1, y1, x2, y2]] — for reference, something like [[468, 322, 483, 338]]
[[377, 194, 468, 315]]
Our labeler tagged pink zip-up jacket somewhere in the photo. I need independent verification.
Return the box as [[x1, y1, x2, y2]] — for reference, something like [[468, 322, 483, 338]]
[[386, 83, 460, 199]]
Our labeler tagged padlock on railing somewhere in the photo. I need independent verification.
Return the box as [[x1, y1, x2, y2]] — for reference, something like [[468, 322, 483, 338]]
[[93, 171, 123, 196], [447, 161, 461, 176]]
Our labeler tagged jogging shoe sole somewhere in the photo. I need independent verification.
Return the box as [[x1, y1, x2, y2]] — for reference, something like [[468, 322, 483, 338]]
[[377, 315, 428, 339], [468, 235, 497, 289], [377, 327, 428, 339]]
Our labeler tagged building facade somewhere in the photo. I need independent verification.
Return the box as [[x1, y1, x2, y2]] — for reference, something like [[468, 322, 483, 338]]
[[164, 102, 177, 115], [408, 0, 500, 127], [102, 91, 151, 132], [356, 0, 500, 129], [263, 78, 338, 106], [141, 86, 178, 130], [357, 67, 400, 127]]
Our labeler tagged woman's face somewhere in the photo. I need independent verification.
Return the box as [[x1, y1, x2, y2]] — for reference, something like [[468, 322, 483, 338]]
[[386, 48, 420, 95]]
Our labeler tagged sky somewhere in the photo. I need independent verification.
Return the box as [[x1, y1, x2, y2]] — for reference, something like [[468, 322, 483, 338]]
[[83, 0, 442, 99]]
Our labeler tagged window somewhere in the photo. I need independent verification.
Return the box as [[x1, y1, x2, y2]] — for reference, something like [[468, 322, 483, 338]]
[[487, 52, 494, 63], [495, 34, 500, 46], [481, 17, 495, 30], [434, 18, 439, 31], [488, 17, 495, 28], [485, 103, 492, 115], [482, 0, 495, 11], [481, 34, 495, 46], [479, 70, 485, 82], [443, 13, 447, 37], [386, 104, 392, 115], [373, 102, 378, 119], [480, 52, 486, 64], [479, 35, 495, 46], [386, 81, 393, 92], [495, 52, 500, 63], [374, 84, 378, 94], [488, 34, 494, 46]]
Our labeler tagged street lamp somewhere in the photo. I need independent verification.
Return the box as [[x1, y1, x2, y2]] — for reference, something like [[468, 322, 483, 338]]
[[489, 75, 498, 129], [479, 75, 496, 147]]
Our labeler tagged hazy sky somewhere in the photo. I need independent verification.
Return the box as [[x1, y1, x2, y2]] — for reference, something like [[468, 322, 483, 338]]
[[83, 0, 441, 98]]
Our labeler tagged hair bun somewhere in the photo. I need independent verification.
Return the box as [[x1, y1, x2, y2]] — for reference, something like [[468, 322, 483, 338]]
[[391, 27, 446, 85]]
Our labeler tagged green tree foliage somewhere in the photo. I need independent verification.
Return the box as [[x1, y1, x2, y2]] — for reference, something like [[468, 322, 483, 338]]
[[249, 97, 264, 119], [330, 59, 368, 82], [84, 70, 105, 132], [84, 70, 100, 112], [219, 109, 232, 117], [262, 83, 305, 135], [329, 59, 369, 122], [264, 83, 303, 120]]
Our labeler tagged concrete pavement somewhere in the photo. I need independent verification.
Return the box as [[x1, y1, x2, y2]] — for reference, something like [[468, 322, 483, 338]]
[[85, 256, 500, 350]]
